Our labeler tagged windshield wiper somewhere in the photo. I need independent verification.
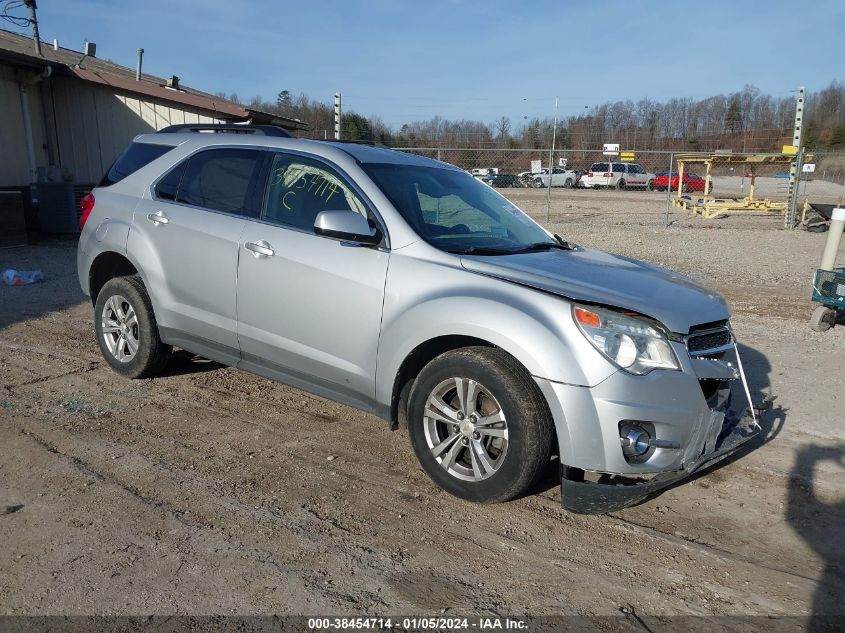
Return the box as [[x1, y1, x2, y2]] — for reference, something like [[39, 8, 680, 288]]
[[445, 246, 520, 255], [508, 240, 574, 254]]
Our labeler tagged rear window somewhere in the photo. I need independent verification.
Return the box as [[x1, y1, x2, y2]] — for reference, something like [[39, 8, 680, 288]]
[[590, 163, 610, 172], [99, 142, 174, 187]]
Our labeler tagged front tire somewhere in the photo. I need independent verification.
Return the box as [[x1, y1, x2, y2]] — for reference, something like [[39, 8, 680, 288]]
[[407, 347, 554, 503], [94, 275, 172, 378]]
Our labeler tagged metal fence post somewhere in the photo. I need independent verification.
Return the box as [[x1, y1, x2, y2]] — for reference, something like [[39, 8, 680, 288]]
[[785, 87, 805, 229], [663, 151, 674, 227], [545, 97, 559, 223], [786, 147, 805, 228]]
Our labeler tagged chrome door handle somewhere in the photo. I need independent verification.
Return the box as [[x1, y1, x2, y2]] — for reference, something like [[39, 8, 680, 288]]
[[245, 240, 275, 258], [146, 211, 169, 226]]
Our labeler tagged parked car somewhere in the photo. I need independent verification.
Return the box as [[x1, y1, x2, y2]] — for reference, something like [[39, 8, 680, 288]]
[[532, 167, 578, 188], [653, 171, 707, 192], [515, 169, 540, 187], [580, 162, 655, 190], [471, 167, 498, 179], [77, 124, 757, 514], [490, 173, 518, 188]]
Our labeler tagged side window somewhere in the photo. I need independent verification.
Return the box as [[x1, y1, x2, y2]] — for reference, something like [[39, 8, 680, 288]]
[[100, 142, 175, 187], [263, 153, 368, 232], [155, 160, 187, 201], [614, 163, 626, 173], [176, 148, 266, 217]]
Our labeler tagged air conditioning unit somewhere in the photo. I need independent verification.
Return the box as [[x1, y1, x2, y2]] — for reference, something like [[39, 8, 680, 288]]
[[36, 183, 94, 234]]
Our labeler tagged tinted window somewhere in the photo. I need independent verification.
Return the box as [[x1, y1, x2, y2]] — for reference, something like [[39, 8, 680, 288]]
[[155, 160, 187, 201], [263, 153, 368, 232], [613, 163, 626, 172], [100, 142, 174, 187], [177, 149, 266, 217], [590, 163, 609, 172], [628, 164, 641, 174]]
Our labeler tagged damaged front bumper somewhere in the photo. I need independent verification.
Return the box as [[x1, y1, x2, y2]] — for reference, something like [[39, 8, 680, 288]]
[[534, 335, 762, 514], [560, 408, 759, 514]]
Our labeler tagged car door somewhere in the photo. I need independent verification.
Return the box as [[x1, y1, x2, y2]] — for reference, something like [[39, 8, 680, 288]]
[[627, 164, 643, 187], [611, 163, 624, 186], [236, 151, 390, 410], [130, 147, 268, 363]]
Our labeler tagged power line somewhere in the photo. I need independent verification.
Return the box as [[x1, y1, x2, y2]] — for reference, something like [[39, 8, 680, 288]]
[[0, 1, 32, 28]]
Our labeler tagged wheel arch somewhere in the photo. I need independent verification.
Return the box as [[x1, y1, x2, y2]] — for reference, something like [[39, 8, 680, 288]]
[[389, 334, 494, 430], [387, 332, 558, 448], [88, 251, 138, 305]]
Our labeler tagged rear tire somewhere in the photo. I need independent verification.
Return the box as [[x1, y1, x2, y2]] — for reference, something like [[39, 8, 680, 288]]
[[617, 179, 626, 190], [94, 275, 172, 378], [407, 347, 554, 503]]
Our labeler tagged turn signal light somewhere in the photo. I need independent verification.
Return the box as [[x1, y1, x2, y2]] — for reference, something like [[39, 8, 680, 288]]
[[574, 307, 601, 328]]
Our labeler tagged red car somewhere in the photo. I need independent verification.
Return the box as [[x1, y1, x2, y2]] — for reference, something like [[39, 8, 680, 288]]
[[653, 171, 706, 192]]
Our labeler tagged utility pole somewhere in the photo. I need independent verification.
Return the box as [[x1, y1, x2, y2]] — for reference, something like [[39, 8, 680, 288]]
[[785, 86, 805, 229], [23, 0, 41, 56], [334, 92, 342, 140]]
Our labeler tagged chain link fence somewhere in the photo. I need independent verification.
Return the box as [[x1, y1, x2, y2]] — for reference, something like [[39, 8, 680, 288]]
[[392, 147, 845, 227]]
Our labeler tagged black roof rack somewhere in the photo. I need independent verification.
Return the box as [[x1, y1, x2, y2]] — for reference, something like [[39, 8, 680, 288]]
[[157, 124, 291, 138]]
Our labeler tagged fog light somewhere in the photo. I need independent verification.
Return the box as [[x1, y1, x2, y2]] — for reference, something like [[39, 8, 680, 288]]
[[619, 421, 655, 464]]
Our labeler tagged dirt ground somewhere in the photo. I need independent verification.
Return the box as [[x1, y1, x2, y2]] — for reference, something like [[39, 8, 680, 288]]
[[1, 189, 844, 624]]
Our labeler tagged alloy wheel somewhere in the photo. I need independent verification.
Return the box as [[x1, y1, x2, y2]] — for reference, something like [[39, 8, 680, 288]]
[[100, 294, 139, 363], [423, 377, 509, 482]]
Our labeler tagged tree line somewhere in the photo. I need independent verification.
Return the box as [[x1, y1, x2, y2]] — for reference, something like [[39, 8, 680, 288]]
[[218, 82, 845, 152]]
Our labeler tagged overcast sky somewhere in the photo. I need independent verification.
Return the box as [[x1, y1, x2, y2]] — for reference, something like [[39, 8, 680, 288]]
[[12, 0, 845, 128]]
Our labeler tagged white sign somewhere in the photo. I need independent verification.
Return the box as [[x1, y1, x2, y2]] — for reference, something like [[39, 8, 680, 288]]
[[530, 160, 542, 173], [558, 158, 568, 168], [602, 143, 620, 156], [802, 163, 816, 173]]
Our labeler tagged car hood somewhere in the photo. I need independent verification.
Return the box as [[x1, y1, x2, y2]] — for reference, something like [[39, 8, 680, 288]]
[[461, 247, 729, 334]]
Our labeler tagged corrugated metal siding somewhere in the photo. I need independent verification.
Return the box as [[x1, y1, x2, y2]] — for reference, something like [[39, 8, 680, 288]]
[[2, 67, 226, 187], [45, 76, 225, 183], [0, 61, 50, 187]]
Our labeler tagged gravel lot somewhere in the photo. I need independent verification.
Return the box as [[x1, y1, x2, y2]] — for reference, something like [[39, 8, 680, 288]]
[[1, 190, 844, 624]]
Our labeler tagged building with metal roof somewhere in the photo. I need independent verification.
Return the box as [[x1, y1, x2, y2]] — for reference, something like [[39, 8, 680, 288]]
[[0, 29, 306, 234]]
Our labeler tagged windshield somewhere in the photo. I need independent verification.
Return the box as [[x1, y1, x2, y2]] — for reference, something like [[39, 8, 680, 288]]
[[363, 163, 556, 254]]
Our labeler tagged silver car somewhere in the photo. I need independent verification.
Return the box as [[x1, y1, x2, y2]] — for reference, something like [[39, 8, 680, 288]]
[[77, 125, 758, 514]]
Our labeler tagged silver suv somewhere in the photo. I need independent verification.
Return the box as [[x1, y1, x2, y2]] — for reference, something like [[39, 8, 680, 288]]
[[77, 125, 758, 513]]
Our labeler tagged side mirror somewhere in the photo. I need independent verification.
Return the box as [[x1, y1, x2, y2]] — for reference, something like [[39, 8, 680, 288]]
[[314, 210, 381, 245]]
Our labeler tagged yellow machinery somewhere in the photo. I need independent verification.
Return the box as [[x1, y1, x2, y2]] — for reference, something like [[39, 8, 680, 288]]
[[671, 153, 799, 219]]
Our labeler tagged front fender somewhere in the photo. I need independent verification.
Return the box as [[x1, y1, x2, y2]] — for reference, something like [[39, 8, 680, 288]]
[[375, 246, 617, 407]]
